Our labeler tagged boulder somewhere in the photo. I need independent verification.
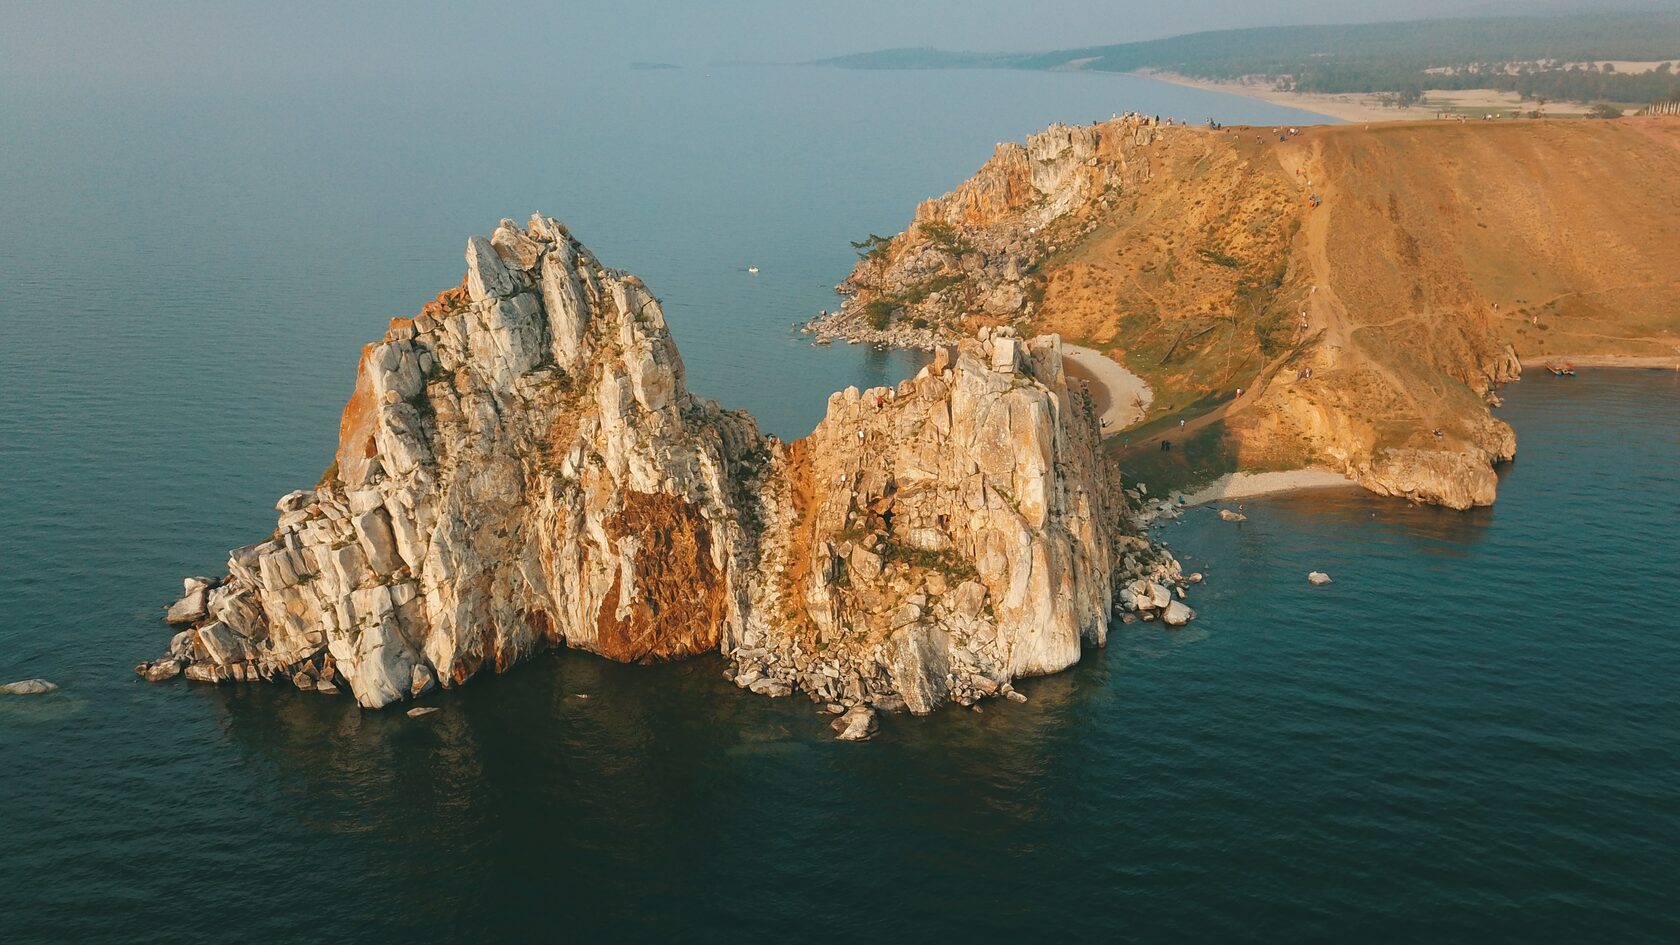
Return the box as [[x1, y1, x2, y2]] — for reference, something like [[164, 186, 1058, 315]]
[[990, 334, 1020, 371], [1126, 579, 1172, 611], [136, 659, 183, 682], [1, 678, 58, 695], [406, 706, 441, 718], [849, 545, 884, 583], [1162, 600, 1196, 627], [950, 580, 988, 618], [748, 676, 792, 698], [831, 704, 878, 741], [194, 622, 255, 667], [1308, 571, 1333, 586], [1218, 509, 1247, 522], [165, 586, 209, 625], [886, 624, 951, 715], [410, 663, 437, 698], [183, 663, 224, 683]]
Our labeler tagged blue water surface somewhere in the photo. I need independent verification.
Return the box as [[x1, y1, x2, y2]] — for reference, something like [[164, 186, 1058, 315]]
[[3, 65, 1676, 944]]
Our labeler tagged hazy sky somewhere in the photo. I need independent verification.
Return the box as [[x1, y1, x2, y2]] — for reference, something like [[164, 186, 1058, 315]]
[[2, 0, 1668, 92]]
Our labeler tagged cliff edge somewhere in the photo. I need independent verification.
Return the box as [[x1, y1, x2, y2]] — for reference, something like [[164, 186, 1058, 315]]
[[139, 216, 1183, 713]]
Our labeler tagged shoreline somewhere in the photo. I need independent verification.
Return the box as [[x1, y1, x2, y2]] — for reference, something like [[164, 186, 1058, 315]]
[[1133, 468, 1359, 525], [1179, 469, 1358, 508], [1134, 70, 1412, 123], [1519, 354, 1680, 370], [1134, 70, 1601, 124]]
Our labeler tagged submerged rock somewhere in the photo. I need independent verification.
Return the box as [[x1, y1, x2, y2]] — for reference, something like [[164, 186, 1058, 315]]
[[831, 704, 878, 741], [1, 678, 58, 695]]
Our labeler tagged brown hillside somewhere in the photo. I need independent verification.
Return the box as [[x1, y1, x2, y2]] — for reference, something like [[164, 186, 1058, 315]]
[[832, 116, 1680, 507]]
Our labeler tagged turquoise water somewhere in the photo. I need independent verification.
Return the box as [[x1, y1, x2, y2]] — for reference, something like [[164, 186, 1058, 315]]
[[3, 67, 1677, 943]]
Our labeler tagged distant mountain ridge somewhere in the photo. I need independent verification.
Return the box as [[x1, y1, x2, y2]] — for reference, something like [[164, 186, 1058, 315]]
[[820, 12, 1680, 105]]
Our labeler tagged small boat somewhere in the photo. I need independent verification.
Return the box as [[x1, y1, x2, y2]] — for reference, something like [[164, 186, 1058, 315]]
[[1546, 363, 1576, 377], [747, 266, 759, 274]]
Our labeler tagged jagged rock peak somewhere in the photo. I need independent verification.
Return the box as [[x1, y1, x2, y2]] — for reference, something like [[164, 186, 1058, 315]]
[[140, 215, 1185, 715]]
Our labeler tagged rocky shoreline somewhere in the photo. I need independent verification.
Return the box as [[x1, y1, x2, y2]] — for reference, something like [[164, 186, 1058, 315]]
[[139, 215, 1194, 731]]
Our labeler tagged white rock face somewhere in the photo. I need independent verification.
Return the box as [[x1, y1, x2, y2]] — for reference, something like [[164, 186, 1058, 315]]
[[143, 216, 1183, 714]]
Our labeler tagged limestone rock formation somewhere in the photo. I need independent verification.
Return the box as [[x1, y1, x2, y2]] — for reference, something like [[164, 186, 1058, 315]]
[[141, 216, 1181, 712]]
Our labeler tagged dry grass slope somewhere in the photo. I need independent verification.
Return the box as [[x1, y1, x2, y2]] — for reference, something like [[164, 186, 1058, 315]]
[[1019, 117, 1680, 505]]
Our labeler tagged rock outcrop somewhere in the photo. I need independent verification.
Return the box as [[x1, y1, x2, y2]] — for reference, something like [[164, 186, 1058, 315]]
[[809, 115, 1162, 348], [141, 215, 1183, 711]]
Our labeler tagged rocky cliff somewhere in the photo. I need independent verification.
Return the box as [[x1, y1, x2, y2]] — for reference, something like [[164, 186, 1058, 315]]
[[812, 115, 1162, 348], [813, 116, 1680, 509], [140, 215, 1183, 715]]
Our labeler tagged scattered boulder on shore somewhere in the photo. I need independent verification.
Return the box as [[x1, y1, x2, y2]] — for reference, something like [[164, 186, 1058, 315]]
[[1, 678, 59, 695], [1308, 571, 1333, 586], [134, 659, 183, 682], [832, 704, 878, 741], [1163, 600, 1196, 627], [1115, 572, 1197, 627]]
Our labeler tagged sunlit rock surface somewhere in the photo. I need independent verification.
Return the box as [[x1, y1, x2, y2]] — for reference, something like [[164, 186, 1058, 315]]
[[141, 216, 1183, 711]]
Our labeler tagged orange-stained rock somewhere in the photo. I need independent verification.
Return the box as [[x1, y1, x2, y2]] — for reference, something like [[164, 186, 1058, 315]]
[[151, 213, 1176, 714], [594, 492, 726, 662]]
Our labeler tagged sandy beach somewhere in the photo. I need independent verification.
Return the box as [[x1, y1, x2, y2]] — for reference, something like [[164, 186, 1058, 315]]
[[1137, 70, 1595, 124], [1063, 343, 1152, 433], [1179, 469, 1357, 507], [1520, 354, 1680, 370], [1138, 70, 1413, 122]]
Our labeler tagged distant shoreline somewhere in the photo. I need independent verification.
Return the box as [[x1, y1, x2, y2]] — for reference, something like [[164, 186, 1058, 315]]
[[1134, 70, 1406, 123], [1134, 70, 1603, 125]]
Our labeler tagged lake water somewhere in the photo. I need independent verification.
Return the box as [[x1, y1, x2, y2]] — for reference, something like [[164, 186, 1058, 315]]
[[3, 66, 1677, 943]]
